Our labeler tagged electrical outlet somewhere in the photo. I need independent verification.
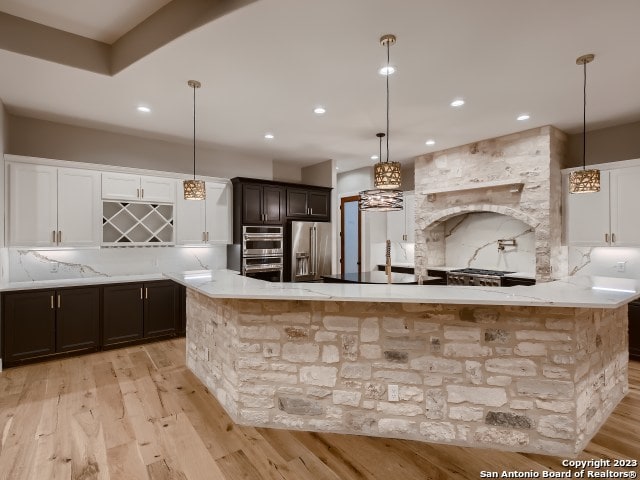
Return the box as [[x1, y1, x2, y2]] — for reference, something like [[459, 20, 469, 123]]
[[50, 262, 59, 273], [616, 262, 626, 272], [388, 384, 399, 402]]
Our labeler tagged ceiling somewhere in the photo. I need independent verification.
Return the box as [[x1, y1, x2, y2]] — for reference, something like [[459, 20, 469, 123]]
[[1, 0, 640, 173]]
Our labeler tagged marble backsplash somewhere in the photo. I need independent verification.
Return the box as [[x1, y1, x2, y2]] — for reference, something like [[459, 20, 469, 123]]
[[568, 246, 640, 279], [3, 245, 227, 283], [444, 212, 535, 273]]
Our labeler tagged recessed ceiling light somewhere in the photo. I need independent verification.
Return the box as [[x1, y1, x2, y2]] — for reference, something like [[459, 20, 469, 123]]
[[450, 99, 465, 107], [378, 65, 396, 76], [137, 106, 151, 113], [517, 114, 530, 121], [264, 133, 274, 139], [425, 139, 436, 146], [371, 155, 379, 160], [313, 106, 326, 115]]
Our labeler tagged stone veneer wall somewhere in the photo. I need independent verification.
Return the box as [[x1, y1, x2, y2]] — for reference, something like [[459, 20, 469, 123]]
[[186, 290, 628, 456], [414, 126, 566, 282]]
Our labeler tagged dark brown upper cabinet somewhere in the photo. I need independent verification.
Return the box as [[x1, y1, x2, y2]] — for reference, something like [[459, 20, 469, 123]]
[[286, 187, 330, 221]]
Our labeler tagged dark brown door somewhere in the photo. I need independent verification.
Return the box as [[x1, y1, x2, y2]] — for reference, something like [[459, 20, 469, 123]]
[[263, 186, 283, 224], [144, 281, 178, 338], [56, 287, 100, 353], [103, 283, 144, 347], [308, 190, 330, 220], [286, 188, 308, 217], [3, 289, 56, 363], [242, 183, 263, 224]]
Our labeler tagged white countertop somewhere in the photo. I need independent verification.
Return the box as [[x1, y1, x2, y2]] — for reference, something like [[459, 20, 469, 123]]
[[166, 270, 640, 308], [0, 273, 166, 292]]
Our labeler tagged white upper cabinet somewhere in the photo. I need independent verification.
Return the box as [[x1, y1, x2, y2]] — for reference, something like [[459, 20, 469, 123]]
[[57, 168, 101, 246], [610, 167, 640, 246], [7, 163, 100, 247], [385, 191, 415, 243], [7, 163, 58, 247], [563, 164, 640, 247], [102, 172, 174, 203], [563, 171, 611, 246], [175, 180, 232, 245], [205, 182, 232, 244]]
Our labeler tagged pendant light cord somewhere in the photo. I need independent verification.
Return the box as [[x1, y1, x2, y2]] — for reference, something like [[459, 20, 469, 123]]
[[582, 59, 587, 171], [385, 40, 390, 164], [192, 84, 196, 180]]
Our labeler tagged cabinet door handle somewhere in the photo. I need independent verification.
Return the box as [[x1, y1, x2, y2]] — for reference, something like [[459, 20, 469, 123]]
[[309, 208, 313, 215], [140, 287, 143, 300], [137, 188, 140, 198], [612, 233, 616, 243], [57, 294, 61, 309], [51, 295, 54, 309], [57, 230, 62, 244], [52, 230, 56, 243], [605, 233, 609, 243], [141, 188, 144, 198], [145, 287, 148, 299], [206, 232, 209, 242]]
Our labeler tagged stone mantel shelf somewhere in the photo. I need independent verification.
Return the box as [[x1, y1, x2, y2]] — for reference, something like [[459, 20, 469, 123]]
[[421, 179, 525, 196], [166, 269, 640, 308]]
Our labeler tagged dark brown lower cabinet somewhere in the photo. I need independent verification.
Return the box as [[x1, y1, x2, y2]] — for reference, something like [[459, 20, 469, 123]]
[[2, 286, 99, 367], [102, 283, 145, 347], [102, 280, 179, 348], [629, 300, 640, 361], [56, 287, 100, 353], [144, 281, 179, 339], [2, 280, 183, 367]]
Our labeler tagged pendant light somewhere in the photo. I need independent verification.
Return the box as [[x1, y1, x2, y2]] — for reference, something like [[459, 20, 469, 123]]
[[183, 80, 206, 200], [360, 34, 403, 212], [359, 133, 403, 211], [569, 54, 600, 194]]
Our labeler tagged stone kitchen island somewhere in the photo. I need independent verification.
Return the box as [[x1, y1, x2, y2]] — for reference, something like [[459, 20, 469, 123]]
[[166, 270, 638, 457]]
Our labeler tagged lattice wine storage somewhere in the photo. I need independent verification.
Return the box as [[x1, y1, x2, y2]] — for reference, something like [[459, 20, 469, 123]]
[[102, 201, 174, 246]]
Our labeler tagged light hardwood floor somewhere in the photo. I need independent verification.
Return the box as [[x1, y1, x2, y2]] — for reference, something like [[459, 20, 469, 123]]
[[0, 338, 638, 479]]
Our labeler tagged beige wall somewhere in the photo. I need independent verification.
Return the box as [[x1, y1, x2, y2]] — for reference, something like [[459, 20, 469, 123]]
[[7, 114, 273, 180], [566, 120, 640, 168], [301, 159, 335, 188], [273, 160, 302, 183]]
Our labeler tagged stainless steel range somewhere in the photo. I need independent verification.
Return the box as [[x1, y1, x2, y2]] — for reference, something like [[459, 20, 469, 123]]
[[446, 268, 515, 287]]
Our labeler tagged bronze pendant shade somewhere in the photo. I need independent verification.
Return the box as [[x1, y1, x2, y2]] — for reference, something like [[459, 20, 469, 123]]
[[569, 54, 600, 194], [183, 80, 206, 200]]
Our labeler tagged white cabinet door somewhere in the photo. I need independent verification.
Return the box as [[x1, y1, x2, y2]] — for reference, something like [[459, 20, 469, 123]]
[[404, 191, 416, 243], [176, 181, 206, 245], [386, 208, 404, 243], [141, 175, 175, 203], [610, 166, 640, 246], [7, 163, 58, 247], [57, 168, 101, 247], [102, 172, 140, 200], [205, 182, 232, 244], [563, 171, 611, 246]]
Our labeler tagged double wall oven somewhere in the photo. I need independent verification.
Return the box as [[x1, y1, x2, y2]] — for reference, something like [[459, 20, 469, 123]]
[[241, 226, 284, 282]]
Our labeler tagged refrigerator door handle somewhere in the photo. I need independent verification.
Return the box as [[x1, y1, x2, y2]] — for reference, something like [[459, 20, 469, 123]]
[[309, 226, 316, 276], [313, 226, 319, 276]]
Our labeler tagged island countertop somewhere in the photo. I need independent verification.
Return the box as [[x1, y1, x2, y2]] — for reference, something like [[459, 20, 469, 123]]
[[165, 269, 640, 308]]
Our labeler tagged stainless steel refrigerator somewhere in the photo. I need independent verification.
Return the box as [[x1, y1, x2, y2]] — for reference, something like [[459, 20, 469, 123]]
[[290, 221, 332, 282]]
